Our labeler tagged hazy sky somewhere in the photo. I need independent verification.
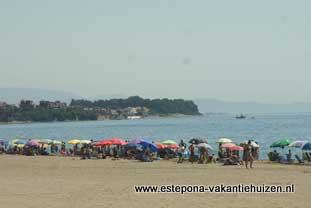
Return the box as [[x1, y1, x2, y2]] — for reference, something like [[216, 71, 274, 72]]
[[0, 0, 310, 103]]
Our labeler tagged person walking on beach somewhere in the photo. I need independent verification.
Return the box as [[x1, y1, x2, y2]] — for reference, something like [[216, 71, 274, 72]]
[[243, 140, 254, 169]]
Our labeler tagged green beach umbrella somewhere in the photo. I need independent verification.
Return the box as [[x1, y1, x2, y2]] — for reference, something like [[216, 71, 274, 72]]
[[162, 140, 177, 145], [270, 139, 292, 148]]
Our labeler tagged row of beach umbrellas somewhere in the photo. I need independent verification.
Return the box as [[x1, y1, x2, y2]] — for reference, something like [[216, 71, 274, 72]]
[[270, 139, 311, 150], [2, 137, 263, 152]]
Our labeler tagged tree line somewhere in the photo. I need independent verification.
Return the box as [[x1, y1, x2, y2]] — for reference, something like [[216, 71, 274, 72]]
[[0, 96, 200, 122], [70, 96, 200, 115]]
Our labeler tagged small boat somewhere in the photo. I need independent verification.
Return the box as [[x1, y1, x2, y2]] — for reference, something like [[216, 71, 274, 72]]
[[235, 114, 246, 119]]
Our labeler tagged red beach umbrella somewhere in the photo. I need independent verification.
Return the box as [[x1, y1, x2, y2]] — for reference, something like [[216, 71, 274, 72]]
[[108, 138, 127, 145], [155, 143, 167, 149], [96, 139, 112, 146], [167, 144, 179, 149], [221, 143, 236, 148], [228, 145, 244, 151]]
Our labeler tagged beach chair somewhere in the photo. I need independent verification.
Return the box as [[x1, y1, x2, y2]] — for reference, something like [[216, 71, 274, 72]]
[[294, 155, 304, 165]]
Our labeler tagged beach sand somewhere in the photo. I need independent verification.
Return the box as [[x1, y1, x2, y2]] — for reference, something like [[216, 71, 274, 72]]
[[0, 155, 310, 208]]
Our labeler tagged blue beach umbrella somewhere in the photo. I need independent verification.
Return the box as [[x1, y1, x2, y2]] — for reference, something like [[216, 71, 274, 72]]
[[302, 142, 311, 151], [130, 138, 146, 144], [138, 140, 158, 152], [0, 139, 7, 144], [123, 143, 140, 150]]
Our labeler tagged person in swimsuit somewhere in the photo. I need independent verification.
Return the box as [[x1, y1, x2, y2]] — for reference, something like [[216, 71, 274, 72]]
[[243, 140, 254, 169], [189, 143, 195, 163]]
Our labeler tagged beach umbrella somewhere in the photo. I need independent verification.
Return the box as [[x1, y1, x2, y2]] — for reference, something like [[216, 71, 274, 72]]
[[39, 139, 52, 144], [50, 140, 62, 145], [288, 140, 308, 148], [80, 140, 91, 144], [96, 139, 112, 146], [155, 143, 167, 149], [138, 140, 158, 152], [0, 139, 8, 145], [162, 140, 177, 145], [302, 142, 311, 151], [124, 143, 140, 149], [68, 139, 81, 145], [26, 140, 40, 147], [108, 138, 127, 145], [221, 143, 236, 148], [270, 139, 292, 148], [167, 143, 179, 149], [189, 138, 208, 144], [130, 138, 146, 144], [11, 139, 25, 145], [228, 145, 244, 151], [16, 144, 25, 148], [221, 143, 243, 151], [240, 141, 260, 148], [189, 138, 200, 144], [197, 143, 213, 150], [216, 138, 233, 144]]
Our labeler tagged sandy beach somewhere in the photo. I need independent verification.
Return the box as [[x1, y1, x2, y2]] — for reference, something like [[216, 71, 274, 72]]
[[0, 155, 309, 208]]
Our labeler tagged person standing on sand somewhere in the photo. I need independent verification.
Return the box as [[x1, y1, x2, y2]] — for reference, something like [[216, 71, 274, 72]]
[[189, 142, 195, 163], [179, 139, 187, 149], [177, 146, 185, 163], [243, 140, 254, 169]]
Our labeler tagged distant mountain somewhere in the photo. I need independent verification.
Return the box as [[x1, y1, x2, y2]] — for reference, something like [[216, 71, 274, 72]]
[[0, 88, 82, 104], [195, 99, 311, 114]]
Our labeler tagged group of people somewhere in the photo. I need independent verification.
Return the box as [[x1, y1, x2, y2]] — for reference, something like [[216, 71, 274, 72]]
[[218, 140, 259, 169], [268, 148, 311, 164], [0, 139, 259, 168]]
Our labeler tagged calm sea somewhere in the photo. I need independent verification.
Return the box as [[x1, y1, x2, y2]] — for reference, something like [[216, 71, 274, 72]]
[[1, 114, 311, 159]]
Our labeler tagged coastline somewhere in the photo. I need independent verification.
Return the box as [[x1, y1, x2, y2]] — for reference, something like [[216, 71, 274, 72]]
[[0, 114, 201, 125], [0, 155, 309, 208]]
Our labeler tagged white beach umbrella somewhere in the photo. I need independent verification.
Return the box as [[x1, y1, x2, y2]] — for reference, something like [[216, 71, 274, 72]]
[[241, 140, 260, 148], [288, 140, 308, 148], [80, 140, 91, 144], [216, 138, 232, 144], [197, 143, 213, 150]]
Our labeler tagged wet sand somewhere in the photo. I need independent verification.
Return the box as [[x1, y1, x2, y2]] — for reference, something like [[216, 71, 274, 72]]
[[0, 155, 310, 208]]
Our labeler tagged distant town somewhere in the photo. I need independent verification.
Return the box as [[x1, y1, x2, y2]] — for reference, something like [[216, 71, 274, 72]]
[[0, 96, 200, 123]]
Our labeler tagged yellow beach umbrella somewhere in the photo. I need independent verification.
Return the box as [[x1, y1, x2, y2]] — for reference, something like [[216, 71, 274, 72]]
[[11, 139, 20, 144], [11, 139, 25, 145], [68, 139, 81, 145], [16, 144, 25, 148]]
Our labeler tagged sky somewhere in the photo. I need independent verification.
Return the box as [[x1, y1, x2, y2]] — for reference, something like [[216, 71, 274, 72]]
[[0, 0, 310, 103]]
